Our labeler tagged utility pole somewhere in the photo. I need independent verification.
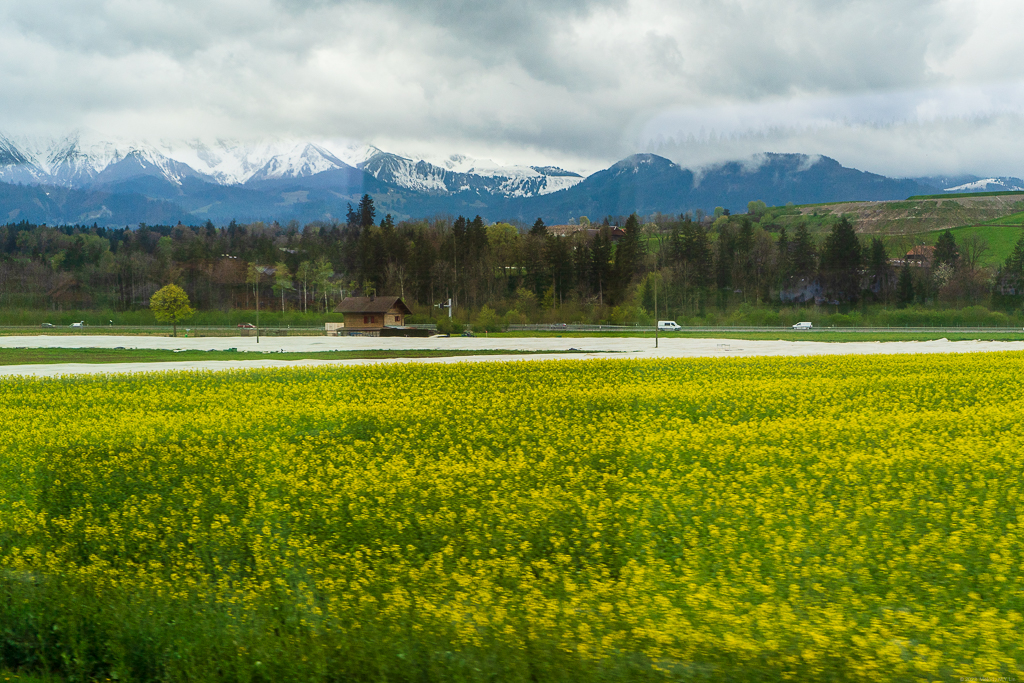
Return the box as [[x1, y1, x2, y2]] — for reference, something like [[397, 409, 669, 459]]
[[654, 276, 658, 349]]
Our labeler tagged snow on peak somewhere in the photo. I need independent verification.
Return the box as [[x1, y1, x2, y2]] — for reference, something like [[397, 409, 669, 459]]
[[247, 143, 350, 181], [0, 130, 588, 197], [944, 178, 1024, 193]]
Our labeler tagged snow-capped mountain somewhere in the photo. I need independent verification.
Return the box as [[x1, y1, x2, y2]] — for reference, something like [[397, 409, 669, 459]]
[[246, 143, 354, 182], [943, 177, 1024, 193], [358, 150, 584, 197], [0, 133, 47, 184], [0, 131, 584, 199]]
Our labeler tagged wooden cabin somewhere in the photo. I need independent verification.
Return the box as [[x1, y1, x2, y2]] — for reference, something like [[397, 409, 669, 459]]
[[332, 296, 412, 332]]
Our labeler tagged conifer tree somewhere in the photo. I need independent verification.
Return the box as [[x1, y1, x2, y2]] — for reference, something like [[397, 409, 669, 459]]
[[896, 261, 915, 306], [933, 230, 959, 269], [868, 237, 892, 302], [357, 194, 376, 228], [790, 222, 816, 277], [776, 225, 789, 282], [820, 217, 862, 301]]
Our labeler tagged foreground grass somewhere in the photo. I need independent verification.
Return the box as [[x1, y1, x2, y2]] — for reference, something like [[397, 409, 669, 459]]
[[0, 673, 52, 683], [0, 348, 599, 366], [1, 356, 1022, 682]]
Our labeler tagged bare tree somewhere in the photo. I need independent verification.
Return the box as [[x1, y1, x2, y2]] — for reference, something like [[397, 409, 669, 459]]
[[313, 257, 334, 313], [295, 261, 313, 313], [960, 233, 990, 272], [273, 261, 293, 312], [383, 262, 407, 298]]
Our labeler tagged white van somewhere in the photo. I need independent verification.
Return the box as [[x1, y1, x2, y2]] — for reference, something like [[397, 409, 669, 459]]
[[657, 320, 682, 331], [792, 321, 813, 330]]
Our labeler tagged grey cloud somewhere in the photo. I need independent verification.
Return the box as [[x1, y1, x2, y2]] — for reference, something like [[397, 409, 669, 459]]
[[0, 0, 1022, 178], [650, 112, 1024, 179]]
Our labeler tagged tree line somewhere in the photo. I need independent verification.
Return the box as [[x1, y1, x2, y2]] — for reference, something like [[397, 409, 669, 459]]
[[0, 194, 1015, 323]]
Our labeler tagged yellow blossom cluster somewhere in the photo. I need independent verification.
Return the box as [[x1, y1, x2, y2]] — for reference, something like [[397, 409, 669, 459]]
[[0, 354, 1021, 682]]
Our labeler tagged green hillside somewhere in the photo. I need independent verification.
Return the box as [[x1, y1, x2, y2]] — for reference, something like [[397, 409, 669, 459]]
[[765, 195, 1024, 266], [764, 194, 1022, 235], [942, 224, 1021, 265]]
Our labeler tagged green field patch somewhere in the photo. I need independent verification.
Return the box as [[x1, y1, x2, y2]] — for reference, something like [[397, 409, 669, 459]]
[[984, 210, 1024, 226], [942, 224, 1023, 265]]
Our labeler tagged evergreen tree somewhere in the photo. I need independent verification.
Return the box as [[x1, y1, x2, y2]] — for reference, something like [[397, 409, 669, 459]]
[[1006, 231, 1024, 279], [613, 213, 643, 299], [776, 226, 790, 285], [545, 234, 572, 303], [995, 230, 1024, 307], [641, 275, 655, 314], [790, 222, 816, 277], [529, 218, 547, 236], [933, 230, 959, 269], [868, 237, 892, 302], [819, 217, 862, 302], [714, 223, 735, 292], [734, 217, 755, 297], [590, 228, 612, 304], [357, 194, 376, 229], [896, 261, 915, 307], [345, 203, 360, 229], [668, 223, 685, 267]]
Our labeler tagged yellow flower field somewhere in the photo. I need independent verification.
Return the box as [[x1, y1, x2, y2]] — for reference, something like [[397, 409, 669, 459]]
[[0, 354, 1021, 682]]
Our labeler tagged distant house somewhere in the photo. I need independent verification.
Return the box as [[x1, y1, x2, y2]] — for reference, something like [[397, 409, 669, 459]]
[[544, 224, 625, 242], [545, 224, 581, 237], [905, 245, 935, 266], [330, 296, 412, 334]]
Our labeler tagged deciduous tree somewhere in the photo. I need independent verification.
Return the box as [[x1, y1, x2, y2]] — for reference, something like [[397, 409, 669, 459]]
[[149, 283, 195, 337]]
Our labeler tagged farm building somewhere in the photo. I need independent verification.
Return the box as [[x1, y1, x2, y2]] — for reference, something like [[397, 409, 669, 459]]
[[329, 296, 412, 335], [543, 225, 625, 242], [904, 245, 935, 266]]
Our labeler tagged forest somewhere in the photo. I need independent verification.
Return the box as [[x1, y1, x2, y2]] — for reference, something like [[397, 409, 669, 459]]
[[2, 194, 1023, 327]]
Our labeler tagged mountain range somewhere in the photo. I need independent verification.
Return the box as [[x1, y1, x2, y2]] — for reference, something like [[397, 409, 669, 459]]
[[1, 131, 1022, 227]]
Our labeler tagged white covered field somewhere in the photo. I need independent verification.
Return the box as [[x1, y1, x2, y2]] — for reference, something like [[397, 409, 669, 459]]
[[2, 334, 1024, 377]]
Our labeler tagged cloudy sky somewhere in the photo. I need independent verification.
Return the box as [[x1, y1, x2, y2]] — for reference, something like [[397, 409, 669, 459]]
[[2, 0, 1023, 177]]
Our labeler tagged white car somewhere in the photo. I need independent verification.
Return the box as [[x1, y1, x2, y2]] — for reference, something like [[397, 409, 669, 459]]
[[657, 320, 683, 331], [69, 321, 86, 328], [792, 322, 813, 330]]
